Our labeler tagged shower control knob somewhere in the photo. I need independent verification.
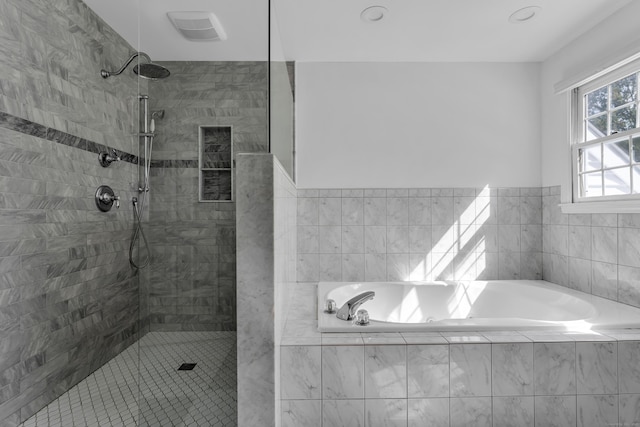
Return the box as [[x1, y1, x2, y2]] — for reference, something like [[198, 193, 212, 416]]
[[355, 309, 370, 326], [95, 185, 120, 212], [99, 149, 121, 167]]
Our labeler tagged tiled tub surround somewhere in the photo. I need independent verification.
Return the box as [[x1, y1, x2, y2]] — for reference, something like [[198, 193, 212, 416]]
[[0, 0, 144, 424], [297, 187, 542, 283], [290, 186, 640, 426], [297, 184, 640, 310], [542, 186, 640, 309], [145, 61, 269, 331], [280, 286, 640, 427], [281, 331, 640, 427]]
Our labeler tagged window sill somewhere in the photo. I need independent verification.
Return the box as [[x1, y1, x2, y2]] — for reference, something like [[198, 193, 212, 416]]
[[560, 200, 640, 214]]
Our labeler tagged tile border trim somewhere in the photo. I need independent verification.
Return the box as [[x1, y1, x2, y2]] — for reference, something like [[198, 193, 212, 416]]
[[0, 111, 200, 168], [0, 111, 140, 165]]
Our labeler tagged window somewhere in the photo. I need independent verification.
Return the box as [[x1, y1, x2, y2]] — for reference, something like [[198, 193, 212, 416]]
[[573, 61, 640, 201]]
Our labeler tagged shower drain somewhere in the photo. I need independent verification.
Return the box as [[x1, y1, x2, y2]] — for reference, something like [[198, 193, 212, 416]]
[[177, 363, 197, 371]]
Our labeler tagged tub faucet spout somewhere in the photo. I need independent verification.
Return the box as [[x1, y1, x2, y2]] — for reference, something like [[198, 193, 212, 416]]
[[336, 291, 375, 321]]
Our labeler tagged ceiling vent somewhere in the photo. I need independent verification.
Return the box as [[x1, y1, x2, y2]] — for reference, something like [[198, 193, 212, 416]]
[[167, 11, 227, 42]]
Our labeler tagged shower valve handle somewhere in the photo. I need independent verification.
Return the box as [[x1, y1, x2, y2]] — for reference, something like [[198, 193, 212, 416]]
[[95, 185, 120, 212], [99, 193, 120, 208], [110, 149, 121, 162], [99, 149, 121, 167]]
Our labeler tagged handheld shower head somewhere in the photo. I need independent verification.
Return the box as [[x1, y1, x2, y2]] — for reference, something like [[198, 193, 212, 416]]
[[101, 52, 170, 80]]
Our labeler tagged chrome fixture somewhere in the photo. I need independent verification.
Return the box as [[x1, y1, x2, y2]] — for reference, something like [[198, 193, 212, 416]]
[[95, 185, 120, 212], [336, 291, 375, 321], [324, 299, 337, 314], [101, 52, 171, 80], [138, 94, 155, 193], [355, 309, 370, 326], [98, 149, 121, 167], [129, 92, 165, 270]]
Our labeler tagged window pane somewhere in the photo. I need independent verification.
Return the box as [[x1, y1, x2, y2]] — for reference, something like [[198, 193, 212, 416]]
[[633, 166, 640, 193], [586, 115, 607, 140], [610, 74, 638, 108], [579, 145, 601, 172], [581, 172, 602, 197], [586, 87, 608, 116], [603, 139, 630, 168], [633, 136, 640, 163], [611, 105, 637, 133], [604, 168, 631, 195]]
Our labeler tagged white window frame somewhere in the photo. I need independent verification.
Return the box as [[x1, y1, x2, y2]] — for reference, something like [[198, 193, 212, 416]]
[[563, 57, 640, 213]]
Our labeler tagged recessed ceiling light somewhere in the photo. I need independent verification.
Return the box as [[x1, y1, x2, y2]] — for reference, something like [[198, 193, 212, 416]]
[[360, 6, 388, 23], [508, 6, 541, 24]]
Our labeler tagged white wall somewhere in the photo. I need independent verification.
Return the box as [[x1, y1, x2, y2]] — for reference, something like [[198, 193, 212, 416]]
[[296, 62, 541, 189], [541, 1, 640, 194]]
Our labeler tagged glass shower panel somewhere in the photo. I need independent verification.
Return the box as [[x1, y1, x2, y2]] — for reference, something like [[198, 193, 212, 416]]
[[269, 3, 296, 181], [137, 0, 269, 425]]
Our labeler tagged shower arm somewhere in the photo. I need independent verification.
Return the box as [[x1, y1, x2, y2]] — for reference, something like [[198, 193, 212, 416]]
[[101, 52, 152, 79]]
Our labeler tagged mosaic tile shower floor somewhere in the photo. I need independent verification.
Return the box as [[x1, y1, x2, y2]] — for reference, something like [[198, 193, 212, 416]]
[[19, 332, 237, 427]]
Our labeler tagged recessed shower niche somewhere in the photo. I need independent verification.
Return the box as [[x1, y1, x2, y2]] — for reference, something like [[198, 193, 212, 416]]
[[199, 125, 233, 201]]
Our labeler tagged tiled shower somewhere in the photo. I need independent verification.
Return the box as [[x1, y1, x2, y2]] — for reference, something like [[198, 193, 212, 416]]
[[0, 0, 141, 423], [0, 0, 269, 425], [146, 61, 268, 332]]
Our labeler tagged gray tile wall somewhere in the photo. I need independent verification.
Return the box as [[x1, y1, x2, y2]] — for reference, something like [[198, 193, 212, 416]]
[[542, 185, 640, 308], [297, 187, 543, 283], [0, 0, 141, 425], [145, 61, 268, 331]]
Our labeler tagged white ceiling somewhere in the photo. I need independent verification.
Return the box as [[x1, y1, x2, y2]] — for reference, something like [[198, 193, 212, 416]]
[[84, 0, 269, 61], [85, 0, 632, 62]]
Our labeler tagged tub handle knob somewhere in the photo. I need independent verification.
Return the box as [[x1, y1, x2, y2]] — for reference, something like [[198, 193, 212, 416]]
[[324, 299, 337, 314], [355, 309, 369, 326]]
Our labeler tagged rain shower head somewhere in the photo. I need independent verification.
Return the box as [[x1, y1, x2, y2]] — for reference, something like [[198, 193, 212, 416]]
[[101, 52, 170, 80], [134, 63, 171, 80]]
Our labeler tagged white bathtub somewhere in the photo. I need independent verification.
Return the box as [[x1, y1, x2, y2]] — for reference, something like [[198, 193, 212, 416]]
[[318, 280, 640, 332]]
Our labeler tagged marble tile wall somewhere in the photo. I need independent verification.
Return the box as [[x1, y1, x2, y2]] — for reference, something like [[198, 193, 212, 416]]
[[542, 186, 640, 308], [297, 187, 542, 283], [145, 61, 268, 331], [236, 154, 297, 427], [280, 284, 640, 426], [274, 158, 297, 427], [0, 0, 141, 425]]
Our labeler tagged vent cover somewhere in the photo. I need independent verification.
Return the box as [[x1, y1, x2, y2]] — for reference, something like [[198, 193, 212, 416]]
[[167, 11, 227, 42]]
